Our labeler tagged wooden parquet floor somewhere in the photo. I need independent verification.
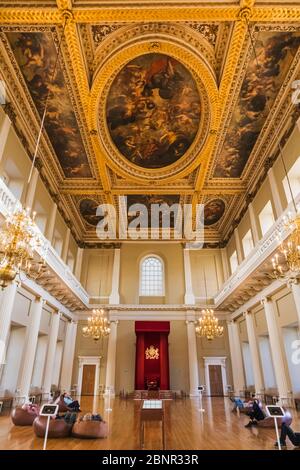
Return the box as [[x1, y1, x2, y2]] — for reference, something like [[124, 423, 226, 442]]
[[0, 396, 299, 450]]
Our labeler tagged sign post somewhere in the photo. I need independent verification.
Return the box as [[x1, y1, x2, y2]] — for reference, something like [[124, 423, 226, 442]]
[[266, 405, 285, 451], [39, 404, 59, 451], [198, 386, 205, 412]]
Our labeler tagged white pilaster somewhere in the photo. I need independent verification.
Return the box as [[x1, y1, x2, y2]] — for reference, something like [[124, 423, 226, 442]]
[[0, 282, 17, 365], [42, 311, 61, 397], [24, 167, 39, 210], [17, 297, 43, 398], [183, 248, 195, 304], [69, 321, 77, 383], [60, 321, 74, 392], [227, 321, 245, 395], [62, 228, 71, 264], [186, 320, 199, 396], [234, 227, 243, 264], [0, 114, 11, 162], [109, 248, 121, 304], [268, 167, 283, 219], [45, 202, 57, 242], [248, 202, 260, 245], [261, 297, 291, 400], [221, 247, 230, 281], [244, 312, 264, 394], [74, 247, 83, 282], [105, 320, 118, 395], [288, 279, 300, 328]]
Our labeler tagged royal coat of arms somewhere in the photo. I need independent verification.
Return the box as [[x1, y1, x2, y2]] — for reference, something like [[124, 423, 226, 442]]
[[145, 345, 159, 360]]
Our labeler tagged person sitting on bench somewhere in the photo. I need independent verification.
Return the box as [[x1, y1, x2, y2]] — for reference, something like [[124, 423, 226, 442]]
[[244, 398, 265, 427]]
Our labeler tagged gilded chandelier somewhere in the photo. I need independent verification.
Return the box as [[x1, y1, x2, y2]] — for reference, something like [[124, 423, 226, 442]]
[[271, 213, 300, 280], [82, 309, 111, 341], [0, 206, 46, 288], [195, 308, 224, 341]]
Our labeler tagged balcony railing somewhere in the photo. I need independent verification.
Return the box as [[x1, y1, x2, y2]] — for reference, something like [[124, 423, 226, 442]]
[[0, 177, 90, 307], [214, 194, 300, 307]]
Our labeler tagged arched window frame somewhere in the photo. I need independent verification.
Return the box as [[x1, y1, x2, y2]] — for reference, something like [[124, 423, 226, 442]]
[[139, 255, 165, 297]]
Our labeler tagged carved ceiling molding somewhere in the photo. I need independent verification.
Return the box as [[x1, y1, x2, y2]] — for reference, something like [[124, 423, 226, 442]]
[[93, 22, 216, 76], [89, 38, 219, 182], [194, 18, 250, 192], [1, 5, 300, 24]]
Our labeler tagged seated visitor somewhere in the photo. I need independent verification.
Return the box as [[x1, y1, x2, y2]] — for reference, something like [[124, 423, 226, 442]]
[[233, 394, 259, 413], [231, 397, 245, 412], [78, 413, 103, 422], [244, 399, 265, 427], [21, 402, 39, 415], [55, 392, 81, 412], [56, 411, 78, 424], [275, 423, 300, 449]]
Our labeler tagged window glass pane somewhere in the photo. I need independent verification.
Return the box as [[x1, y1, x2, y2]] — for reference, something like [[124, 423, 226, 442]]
[[140, 256, 163, 296]]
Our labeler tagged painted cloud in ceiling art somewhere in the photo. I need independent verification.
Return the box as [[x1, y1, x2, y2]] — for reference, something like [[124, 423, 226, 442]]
[[214, 32, 300, 178], [79, 198, 103, 227], [106, 53, 201, 169], [7, 32, 92, 179], [204, 199, 225, 226]]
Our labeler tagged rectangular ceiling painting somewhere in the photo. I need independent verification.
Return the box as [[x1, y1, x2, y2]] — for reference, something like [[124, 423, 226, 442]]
[[214, 32, 300, 178], [7, 32, 92, 179]]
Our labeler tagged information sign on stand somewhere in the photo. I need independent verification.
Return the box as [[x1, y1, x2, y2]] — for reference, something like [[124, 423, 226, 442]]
[[266, 405, 285, 451], [39, 404, 59, 451], [198, 386, 205, 412]]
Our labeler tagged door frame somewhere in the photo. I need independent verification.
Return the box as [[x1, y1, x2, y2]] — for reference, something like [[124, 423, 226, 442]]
[[77, 356, 101, 396], [203, 356, 227, 396]]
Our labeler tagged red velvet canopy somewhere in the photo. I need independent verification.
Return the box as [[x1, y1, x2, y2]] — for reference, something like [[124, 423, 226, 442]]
[[135, 321, 170, 390]]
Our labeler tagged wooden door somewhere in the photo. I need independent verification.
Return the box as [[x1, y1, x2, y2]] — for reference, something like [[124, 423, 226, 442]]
[[208, 365, 223, 396], [81, 364, 96, 395]]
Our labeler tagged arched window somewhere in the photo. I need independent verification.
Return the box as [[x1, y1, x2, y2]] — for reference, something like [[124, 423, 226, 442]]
[[140, 256, 164, 296]]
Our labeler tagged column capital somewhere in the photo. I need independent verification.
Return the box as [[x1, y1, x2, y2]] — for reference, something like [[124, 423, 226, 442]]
[[242, 310, 250, 318], [286, 276, 300, 288], [260, 296, 271, 306]]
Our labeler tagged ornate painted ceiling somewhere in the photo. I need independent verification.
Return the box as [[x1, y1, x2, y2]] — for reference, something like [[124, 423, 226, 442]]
[[1, 0, 300, 247]]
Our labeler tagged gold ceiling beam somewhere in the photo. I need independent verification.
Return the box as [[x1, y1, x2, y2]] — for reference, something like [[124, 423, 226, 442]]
[[1, 5, 300, 24], [194, 5, 251, 191], [56, 1, 113, 203]]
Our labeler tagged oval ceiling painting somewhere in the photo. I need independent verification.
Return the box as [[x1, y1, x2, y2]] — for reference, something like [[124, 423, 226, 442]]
[[79, 198, 102, 227], [106, 53, 201, 169], [204, 199, 226, 226]]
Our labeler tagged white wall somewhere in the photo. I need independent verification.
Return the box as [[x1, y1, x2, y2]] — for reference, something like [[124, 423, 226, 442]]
[[282, 327, 300, 394], [258, 336, 276, 390], [31, 335, 48, 389], [242, 342, 254, 388], [0, 326, 26, 394], [52, 341, 63, 387]]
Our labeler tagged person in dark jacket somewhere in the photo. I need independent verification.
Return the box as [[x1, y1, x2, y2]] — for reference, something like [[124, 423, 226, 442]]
[[244, 399, 265, 427]]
